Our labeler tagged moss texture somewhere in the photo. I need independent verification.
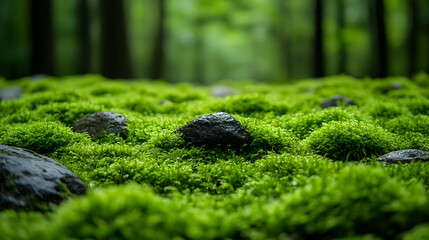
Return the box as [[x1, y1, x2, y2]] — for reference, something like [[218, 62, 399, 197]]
[[1, 74, 429, 239]]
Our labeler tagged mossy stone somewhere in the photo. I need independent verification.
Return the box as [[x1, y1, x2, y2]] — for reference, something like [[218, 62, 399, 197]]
[[321, 95, 356, 108], [73, 111, 129, 140]]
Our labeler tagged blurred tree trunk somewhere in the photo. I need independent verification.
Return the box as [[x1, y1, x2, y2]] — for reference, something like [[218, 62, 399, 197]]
[[76, 0, 91, 74], [407, 0, 418, 77], [99, 0, 133, 79], [149, 0, 166, 80], [314, 0, 325, 78], [29, 0, 55, 75], [193, 18, 207, 84], [337, 0, 347, 74], [276, 0, 291, 80], [369, 0, 388, 78]]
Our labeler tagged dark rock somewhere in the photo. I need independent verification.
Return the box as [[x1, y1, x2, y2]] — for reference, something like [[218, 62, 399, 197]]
[[381, 82, 405, 94], [377, 149, 429, 164], [321, 95, 356, 108], [159, 100, 173, 106], [0, 145, 87, 211], [0, 86, 24, 101], [212, 86, 235, 98], [30, 74, 51, 81], [73, 111, 129, 139], [176, 112, 252, 149], [390, 82, 404, 91]]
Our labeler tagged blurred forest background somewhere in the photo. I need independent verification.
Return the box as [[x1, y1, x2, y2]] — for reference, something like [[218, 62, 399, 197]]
[[0, 0, 428, 83]]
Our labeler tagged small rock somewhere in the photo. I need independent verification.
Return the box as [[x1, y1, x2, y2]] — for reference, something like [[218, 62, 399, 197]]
[[321, 95, 356, 108], [176, 112, 252, 149], [159, 100, 173, 106], [390, 82, 404, 91], [30, 74, 51, 81], [0, 145, 87, 211], [381, 82, 405, 94], [0, 86, 24, 101], [377, 149, 429, 164], [212, 86, 235, 98], [73, 111, 129, 139]]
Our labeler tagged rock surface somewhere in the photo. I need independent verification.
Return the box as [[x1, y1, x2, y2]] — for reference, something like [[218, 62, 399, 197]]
[[212, 86, 235, 98], [176, 112, 252, 149], [321, 95, 356, 108], [377, 149, 429, 164], [0, 86, 24, 101], [73, 111, 129, 139], [381, 82, 404, 94], [0, 145, 87, 211]]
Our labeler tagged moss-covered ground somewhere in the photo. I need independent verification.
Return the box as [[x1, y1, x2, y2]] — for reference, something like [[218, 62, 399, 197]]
[[1, 74, 429, 239]]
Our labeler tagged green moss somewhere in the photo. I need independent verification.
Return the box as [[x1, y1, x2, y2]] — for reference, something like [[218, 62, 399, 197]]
[[257, 167, 429, 239], [1, 75, 429, 239], [278, 108, 366, 139], [0, 121, 91, 155], [211, 94, 288, 115], [303, 120, 400, 161]]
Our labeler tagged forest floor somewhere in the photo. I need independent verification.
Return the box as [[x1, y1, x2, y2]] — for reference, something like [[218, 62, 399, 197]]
[[1, 74, 429, 239]]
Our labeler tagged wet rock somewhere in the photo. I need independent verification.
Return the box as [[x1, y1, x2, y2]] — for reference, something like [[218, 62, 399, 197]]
[[176, 112, 252, 149], [0, 86, 24, 101], [212, 86, 235, 98], [377, 149, 429, 164], [0, 145, 87, 211], [73, 111, 129, 139], [321, 95, 356, 108]]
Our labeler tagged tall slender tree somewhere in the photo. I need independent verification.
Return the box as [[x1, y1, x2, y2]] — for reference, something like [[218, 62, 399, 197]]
[[99, 0, 133, 79], [369, 0, 388, 78], [193, 18, 206, 84], [337, 0, 347, 74], [314, 0, 325, 78], [76, 0, 91, 74], [407, 0, 418, 77], [276, 0, 291, 80], [149, 0, 166, 80], [29, 0, 55, 75]]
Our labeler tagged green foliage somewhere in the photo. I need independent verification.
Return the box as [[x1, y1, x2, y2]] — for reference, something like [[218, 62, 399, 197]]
[[278, 108, 365, 139], [36, 102, 104, 125], [211, 94, 288, 115], [256, 167, 429, 239], [384, 114, 429, 135], [0, 121, 90, 154], [1, 76, 429, 239], [303, 121, 400, 161]]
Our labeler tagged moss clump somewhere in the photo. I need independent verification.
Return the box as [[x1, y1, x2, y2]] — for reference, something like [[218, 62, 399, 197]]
[[211, 94, 288, 115], [303, 120, 400, 161], [258, 167, 429, 239], [278, 108, 365, 139], [0, 121, 91, 155]]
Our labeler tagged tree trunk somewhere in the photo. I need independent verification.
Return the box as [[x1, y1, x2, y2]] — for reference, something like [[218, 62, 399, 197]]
[[276, 0, 291, 80], [408, 0, 418, 77], [29, 0, 55, 76], [314, 0, 325, 78], [369, 0, 388, 78], [337, 0, 347, 74], [99, 0, 133, 79], [76, 0, 91, 74], [193, 20, 205, 84], [149, 0, 166, 80]]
